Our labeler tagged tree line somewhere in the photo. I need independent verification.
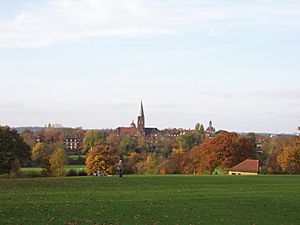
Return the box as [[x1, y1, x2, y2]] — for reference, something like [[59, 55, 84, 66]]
[[0, 125, 299, 177]]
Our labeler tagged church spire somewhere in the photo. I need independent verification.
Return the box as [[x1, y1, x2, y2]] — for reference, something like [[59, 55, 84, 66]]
[[137, 100, 145, 133], [139, 100, 144, 117]]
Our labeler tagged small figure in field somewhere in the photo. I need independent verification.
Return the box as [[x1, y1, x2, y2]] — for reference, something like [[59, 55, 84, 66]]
[[117, 160, 124, 177]]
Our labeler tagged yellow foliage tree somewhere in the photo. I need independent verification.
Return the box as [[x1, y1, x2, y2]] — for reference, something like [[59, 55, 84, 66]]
[[277, 139, 300, 174], [32, 142, 47, 161], [49, 148, 67, 177], [86, 145, 118, 176]]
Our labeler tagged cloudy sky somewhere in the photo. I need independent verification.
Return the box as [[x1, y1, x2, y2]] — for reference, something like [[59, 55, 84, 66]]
[[0, 0, 299, 133]]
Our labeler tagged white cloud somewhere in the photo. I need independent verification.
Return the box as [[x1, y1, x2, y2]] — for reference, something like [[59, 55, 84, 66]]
[[0, 0, 299, 48]]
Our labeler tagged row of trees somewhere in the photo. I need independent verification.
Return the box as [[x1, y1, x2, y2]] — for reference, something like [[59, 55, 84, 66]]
[[0, 126, 68, 176], [1, 125, 299, 176], [84, 131, 300, 175]]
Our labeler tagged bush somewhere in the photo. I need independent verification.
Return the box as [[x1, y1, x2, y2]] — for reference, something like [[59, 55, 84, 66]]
[[66, 169, 78, 176], [23, 171, 45, 178], [77, 170, 87, 176]]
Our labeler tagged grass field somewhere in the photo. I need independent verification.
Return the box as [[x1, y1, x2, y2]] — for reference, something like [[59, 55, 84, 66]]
[[0, 175, 299, 225]]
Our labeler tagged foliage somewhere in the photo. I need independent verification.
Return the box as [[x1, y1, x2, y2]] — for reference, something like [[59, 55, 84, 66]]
[[83, 130, 107, 152], [77, 170, 87, 176], [49, 148, 67, 177], [85, 145, 118, 176], [0, 126, 31, 174], [20, 129, 36, 148], [277, 138, 300, 174], [261, 136, 288, 173], [176, 133, 197, 151], [136, 153, 161, 174], [159, 150, 191, 174], [190, 132, 255, 174], [195, 123, 206, 144], [66, 169, 78, 176], [123, 152, 143, 174], [32, 143, 48, 161], [31, 142, 51, 173], [118, 134, 137, 157]]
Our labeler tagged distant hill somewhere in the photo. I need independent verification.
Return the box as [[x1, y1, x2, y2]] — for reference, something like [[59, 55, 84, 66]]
[[13, 127, 44, 133]]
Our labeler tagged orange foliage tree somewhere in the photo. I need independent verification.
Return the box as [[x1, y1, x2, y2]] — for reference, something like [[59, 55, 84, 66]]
[[277, 137, 300, 174], [190, 132, 255, 174], [85, 145, 118, 176]]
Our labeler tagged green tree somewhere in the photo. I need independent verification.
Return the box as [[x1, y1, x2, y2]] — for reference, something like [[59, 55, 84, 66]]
[[83, 130, 107, 152], [176, 133, 197, 151], [0, 126, 31, 174], [195, 123, 205, 144], [49, 148, 67, 177], [118, 134, 137, 157]]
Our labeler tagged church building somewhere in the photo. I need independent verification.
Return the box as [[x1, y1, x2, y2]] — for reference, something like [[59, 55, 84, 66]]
[[116, 101, 159, 136]]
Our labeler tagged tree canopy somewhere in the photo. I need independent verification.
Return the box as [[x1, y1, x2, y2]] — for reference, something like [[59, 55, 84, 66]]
[[83, 130, 107, 152], [85, 145, 118, 176], [277, 137, 300, 174], [190, 132, 255, 174], [0, 126, 31, 174]]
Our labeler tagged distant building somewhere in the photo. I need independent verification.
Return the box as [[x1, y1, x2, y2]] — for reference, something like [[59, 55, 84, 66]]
[[64, 136, 83, 152], [205, 120, 216, 138], [116, 101, 159, 136], [229, 159, 260, 175]]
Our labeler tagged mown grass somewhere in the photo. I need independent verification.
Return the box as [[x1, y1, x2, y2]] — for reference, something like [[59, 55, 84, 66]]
[[0, 175, 299, 225]]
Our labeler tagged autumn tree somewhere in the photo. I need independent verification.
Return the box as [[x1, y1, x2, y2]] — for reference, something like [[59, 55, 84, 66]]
[[136, 153, 162, 174], [277, 138, 300, 174], [261, 136, 288, 173], [0, 126, 31, 174], [49, 148, 67, 177], [20, 129, 36, 148], [106, 133, 120, 150], [32, 142, 51, 173], [159, 149, 191, 174], [32, 142, 48, 161], [190, 132, 255, 174], [85, 145, 118, 176]]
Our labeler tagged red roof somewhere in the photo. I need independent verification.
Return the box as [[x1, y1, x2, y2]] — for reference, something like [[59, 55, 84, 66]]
[[116, 127, 137, 136], [229, 159, 259, 173]]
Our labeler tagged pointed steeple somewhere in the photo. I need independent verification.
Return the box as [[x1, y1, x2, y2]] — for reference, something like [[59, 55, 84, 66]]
[[139, 100, 144, 117], [137, 100, 145, 133]]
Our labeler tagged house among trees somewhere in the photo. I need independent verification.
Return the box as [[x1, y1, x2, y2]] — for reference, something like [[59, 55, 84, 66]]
[[205, 120, 216, 138], [116, 101, 159, 137], [229, 159, 260, 175], [64, 136, 83, 152]]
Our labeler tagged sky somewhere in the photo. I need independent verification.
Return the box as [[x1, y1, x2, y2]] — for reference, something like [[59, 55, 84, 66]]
[[0, 0, 300, 133]]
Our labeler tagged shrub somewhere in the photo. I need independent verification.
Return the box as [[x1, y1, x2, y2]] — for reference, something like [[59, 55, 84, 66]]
[[77, 170, 87, 176], [66, 169, 78, 176]]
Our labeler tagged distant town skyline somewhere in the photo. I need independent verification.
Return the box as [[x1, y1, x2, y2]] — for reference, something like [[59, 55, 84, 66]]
[[0, 0, 299, 133]]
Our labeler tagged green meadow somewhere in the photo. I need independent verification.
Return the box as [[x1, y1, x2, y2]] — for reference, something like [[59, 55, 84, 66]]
[[0, 175, 299, 225]]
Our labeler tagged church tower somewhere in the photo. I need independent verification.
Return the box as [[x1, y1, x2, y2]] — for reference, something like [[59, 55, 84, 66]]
[[137, 101, 145, 134]]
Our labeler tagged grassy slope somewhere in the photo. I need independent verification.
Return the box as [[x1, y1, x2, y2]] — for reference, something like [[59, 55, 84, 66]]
[[0, 175, 299, 225]]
